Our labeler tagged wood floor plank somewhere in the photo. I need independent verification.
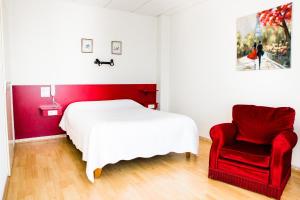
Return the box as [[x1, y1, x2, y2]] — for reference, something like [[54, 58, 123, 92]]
[[6, 138, 300, 200]]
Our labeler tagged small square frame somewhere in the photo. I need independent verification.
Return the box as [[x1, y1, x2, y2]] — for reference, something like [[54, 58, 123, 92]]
[[111, 41, 122, 55], [81, 38, 93, 53]]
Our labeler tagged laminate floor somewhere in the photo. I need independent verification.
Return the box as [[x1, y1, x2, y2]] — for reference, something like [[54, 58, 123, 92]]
[[6, 138, 300, 200]]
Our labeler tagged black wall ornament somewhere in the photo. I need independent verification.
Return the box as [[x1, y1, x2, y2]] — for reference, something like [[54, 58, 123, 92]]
[[94, 59, 114, 67]]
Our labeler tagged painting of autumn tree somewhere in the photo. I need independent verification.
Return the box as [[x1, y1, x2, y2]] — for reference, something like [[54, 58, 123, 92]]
[[236, 3, 292, 71]]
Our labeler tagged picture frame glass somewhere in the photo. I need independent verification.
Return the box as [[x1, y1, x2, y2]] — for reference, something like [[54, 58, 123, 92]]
[[111, 41, 122, 55], [81, 39, 93, 53]]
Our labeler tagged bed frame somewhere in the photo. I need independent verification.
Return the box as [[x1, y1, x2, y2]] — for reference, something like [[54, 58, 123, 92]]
[[93, 152, 193, 178]]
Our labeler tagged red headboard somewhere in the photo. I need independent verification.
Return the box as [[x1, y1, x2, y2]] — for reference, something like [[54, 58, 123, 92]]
[[13, 84, 157, 139]]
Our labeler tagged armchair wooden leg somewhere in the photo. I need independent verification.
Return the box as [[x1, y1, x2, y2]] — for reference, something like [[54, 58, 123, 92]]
[[186, 152, 191, 159], [94, 168, 102, 178]]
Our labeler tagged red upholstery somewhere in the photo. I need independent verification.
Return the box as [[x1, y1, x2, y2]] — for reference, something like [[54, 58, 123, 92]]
[[218, 159, 270, 184], [233, 105, 295, 144], [209, 105, 298, 200], [220, 141, 271, 168]]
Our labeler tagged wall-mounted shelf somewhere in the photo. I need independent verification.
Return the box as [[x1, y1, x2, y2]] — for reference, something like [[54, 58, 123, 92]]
[[39, 104, 62, 116]]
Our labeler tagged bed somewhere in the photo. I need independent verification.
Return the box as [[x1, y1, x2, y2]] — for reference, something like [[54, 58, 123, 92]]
[[59, 99, 199, 182]]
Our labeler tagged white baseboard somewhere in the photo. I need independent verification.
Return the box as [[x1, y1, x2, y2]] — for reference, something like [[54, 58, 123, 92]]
[[15, 134, 66, 143]]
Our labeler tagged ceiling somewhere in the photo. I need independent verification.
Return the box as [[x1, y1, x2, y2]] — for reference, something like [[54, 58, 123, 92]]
[[72, 0, 203, 16]]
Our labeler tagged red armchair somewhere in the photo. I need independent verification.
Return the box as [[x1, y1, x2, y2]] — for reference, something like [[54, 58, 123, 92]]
[[208, 105, 298, 199]]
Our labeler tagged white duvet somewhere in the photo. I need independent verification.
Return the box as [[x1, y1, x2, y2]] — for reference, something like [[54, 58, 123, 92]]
[[59, 99, 199, 182]]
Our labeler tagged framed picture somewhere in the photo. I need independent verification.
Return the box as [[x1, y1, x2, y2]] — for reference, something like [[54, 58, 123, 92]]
[[81, 38, 93, 53], [111, 41, 122, 55], [236, 2, 292, 71]]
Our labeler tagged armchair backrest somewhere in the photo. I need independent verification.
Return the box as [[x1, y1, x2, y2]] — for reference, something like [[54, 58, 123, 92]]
[[233, 105, 295, 144]]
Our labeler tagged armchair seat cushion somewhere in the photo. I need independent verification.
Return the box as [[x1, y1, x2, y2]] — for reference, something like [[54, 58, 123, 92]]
[[220, 141, 271, 168]]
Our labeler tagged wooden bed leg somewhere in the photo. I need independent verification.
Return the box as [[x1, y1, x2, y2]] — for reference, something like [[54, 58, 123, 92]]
[[186, 152, 191, 159], [94, 168, 102, 178]]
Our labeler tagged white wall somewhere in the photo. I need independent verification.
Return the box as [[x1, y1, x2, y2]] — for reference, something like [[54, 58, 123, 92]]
[[157, 16, 170, 111], [4, 0, 157, 85], [0, 0, 8, 197], [169, 0, 300, 167]]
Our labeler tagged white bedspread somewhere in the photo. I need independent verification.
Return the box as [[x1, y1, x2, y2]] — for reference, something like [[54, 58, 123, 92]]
[[59, 99, 199, 182]]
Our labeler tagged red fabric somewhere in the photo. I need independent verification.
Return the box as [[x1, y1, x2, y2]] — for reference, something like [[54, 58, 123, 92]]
[[209, 105, 298, 199], [209, 123, 237, 169], [270, 131, 298, 187], [209, 168, 290, 199], [218, 159, 269, 184], [233, 105, 295, 144], [220, 141, 271, 168], [247, 49, 257, 60]]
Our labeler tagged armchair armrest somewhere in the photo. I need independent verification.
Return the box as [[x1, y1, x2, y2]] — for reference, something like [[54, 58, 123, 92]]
[[272, 131, 298, 153], [209, 123, 237, 169], [270, 131, 298, 187], [210, 123, 237, 146]]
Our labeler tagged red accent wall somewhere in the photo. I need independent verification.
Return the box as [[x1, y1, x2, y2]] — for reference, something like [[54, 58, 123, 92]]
[[13, 84, 157, 139]]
